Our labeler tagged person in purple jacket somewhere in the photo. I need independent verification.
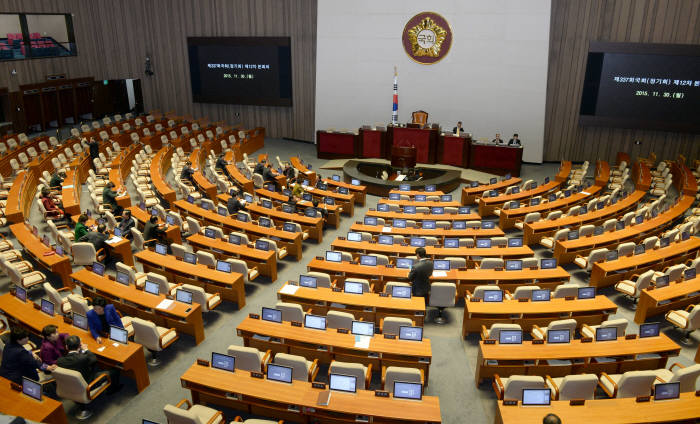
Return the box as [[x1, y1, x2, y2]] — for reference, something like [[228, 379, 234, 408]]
[[39, 325, 70, 366]]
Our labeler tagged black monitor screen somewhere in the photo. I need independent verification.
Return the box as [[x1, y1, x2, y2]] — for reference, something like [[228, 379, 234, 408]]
[[92, 261, 105, 276], [329, 373, 357, 393], [258, 217, 272, 228], [654, 382, 680, 400], [444, 238, 459, 248], [216, 260, 231, 273], [228, 234, 241, 245], [508, 238, 523, 247], [655, 274, 670, 288], [40, 299, 54, 316], [378, 235, 393, 245], [547, 329, 570, 344], [255, 240, 270, 251], [266, 364, 293, 383], [499, 330, 523, 344], [595, 327, 617, 341], [283, 223, 297, 232], [639, 322, 660, 338], [505, 260, 522, 271], [410, 237, 425, 247], [396, 258, 413, 269], [359, 255, 377, 266], [483, 290, 503, 302], [481, 221, 495, 229], [452, 221, 466, 229], [404, 205, 416, 214], [116, 271, 130, 286], [685, 268, 697, 280], [391, 285, 412, 298], [262, 307, 282, 323], [578, 287, 596, 299], [422, 220, 436, 229], [399, 326, 423, 341], [393, 219, 406, 228], [434, 259, 450, 270], [531, 289, 550, 301], [389, 193, 400, 200], [299, 275, 317, 288], [211, 352, 235, 372], [415, 195, 426, 202], [540, 258, 557, 269], [364, 217, 377, 226]]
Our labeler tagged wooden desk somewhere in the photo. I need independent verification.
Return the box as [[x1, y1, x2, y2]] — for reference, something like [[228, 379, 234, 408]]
[[255, 188, 341, 228], [0, 293, 150, 392], [128, 206, 182, 244], [181, 363, 441, 424], [389, 189, 446, 196], [462, 295, 617, 337], [187, 233, 277, 281], [5, 171, 33, 223], [290, 157, 317, 185], [496, 392, 700, 424], [10, 223, 73, 287], [475, 335, 680, 386], [349, 223, 504, 240], [591, 238, 700, 288], [303, 185, 354, 217], [173, 199, 304, 261], [553, 195, 695, 264], [60, 170, 81, 217], [277, 282, 426, 325], [469, 143, 523, 177], [134, 250, 246, 308], [0, 375, 68, 424], [69, 216, 135, 266], [71, 268, 205, 344], [237, 317, 433, 383], [523, 190, 646, 246], [365, 209, 481, 223], [323, 177, 367, 205], [189, 147, 217, 200], [634, 277, 700, 324], [151, 146, 176, 206], [461, 177, 522, 205], [238, 127, 265, 157], [382, 199, 461, 208], [224, 151, 254, 193]]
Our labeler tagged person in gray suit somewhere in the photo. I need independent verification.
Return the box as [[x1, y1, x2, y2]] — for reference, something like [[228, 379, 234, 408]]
[[408, 247, 433, 297]]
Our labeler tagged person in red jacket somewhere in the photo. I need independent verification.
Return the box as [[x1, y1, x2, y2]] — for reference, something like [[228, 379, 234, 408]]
[[40, 187, 65, 220]]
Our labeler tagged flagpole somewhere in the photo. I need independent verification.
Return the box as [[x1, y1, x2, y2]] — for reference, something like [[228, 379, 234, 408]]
[[392, 66, 398, 125]]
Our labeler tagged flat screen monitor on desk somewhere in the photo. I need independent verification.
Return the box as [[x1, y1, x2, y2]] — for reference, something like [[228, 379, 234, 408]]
[[431, 207, 444, 214], [299, 275, 317, 288], [329, 373, 357, 393], [476, 239, 491, 248], [459, 206, 471, 214], [567, 231, 579, 240], [116, 271, 130, 286], [262, 307, 282, 323], [393, 219, 406, 228], [422, 220, 436, 229], [15, 286, 26, 302], [73, 313, 88, 330], [360, 255, 377, 266], [393, 381, 422, 400], [483, 290, 503, 302], [332, 175, 341, 182], [389, 193, 400, 200], [40, 299, 54, 316], [155, 243, 167, 255], [444, 238, 459, 248], [655, 275, 670, 288], [685, 268, 696, 280], [211, 352, 235, 372], [378, 235, 393, 245], [634, 244, 645, 255], [440, 195, 452, 202], [176, 289, 193, 304], [258, 217, 272, 228], [216, 260, 232, 273], [282, 204, 295, 213], [351, 179, 360, 186], [325, 251, 342, 263], [344, 281, 364, 294], [22, 377, 42, 401], [283, 223, 297, 233], [540, 259, 556, 269], [228, 234, 241, 245], [183, 252, 197, 264], [347, 232, 362, 242], [505, 260, 522, 271], [426, 185, 436, 192], [396, 258, 413, 269], [399, 326, 423, 341], [578, 287, 595, 299], [364, 217, 377, 226], [144, 280, 159, 295], [351, 320, 374, 336], [399, 184, 410, 191], [110, 326, 128, 344], [92, 261, 105, 276], [415, 195, 426, 202], [217, 206, 228, 216], [606, 250, 618, 261], [391, 285, 411, 299], [204, 228, 217, 238], [261, 199, 273, 209], [481, 221, 495, 229], [530, 198, 540, 206], [304, 314, 327, 330], [410, 237, 426, 247], [531, 289, 550, 301], [113, 228, 122, 237], [508, 238, 523, 247], [499, 330, 523, 344], [522, 388, 551, 406], [654, 382, 680, 401], [595, 327, 617, 341], [304, 208, 317, 217], [640, 322, 660, 338], [255, 240, 270, 251], [434, 260, 450, 270], [377, 203, 389, 212], [267, 364, 293, 383], [325, 197, 336, 205], [237, 212, 249, 222], [453, 221, 466, 229], [547, 329, 570, 344]]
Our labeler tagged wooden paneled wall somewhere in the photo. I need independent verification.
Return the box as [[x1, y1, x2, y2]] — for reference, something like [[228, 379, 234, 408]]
[[0, 0, 317, 140], [544, 0, 700, 163]]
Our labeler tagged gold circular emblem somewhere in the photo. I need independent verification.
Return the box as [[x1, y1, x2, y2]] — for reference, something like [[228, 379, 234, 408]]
[[402, 12, 452, 65]]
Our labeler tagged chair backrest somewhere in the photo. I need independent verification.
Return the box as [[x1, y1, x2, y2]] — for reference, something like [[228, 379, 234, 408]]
[[180, 284, 210, 312], [487, 323, 522, 340], [617, 242, 635, 257], [330, 361, 366, 386], [131, 228, 146, 251], [470, 285, 492, 299], [53, 367, 90, 403], [491, 237, 507, 247], [170, 243, 187, 259], [558, 374, 598, 400], [445, 257, 466, 269], [273, 353, 309, 381], [480, 258, 503, 269], [587, 248, 608, 269], [345, 278, 371, 293], [503, 375, 545, 401], [43, 283, 66, 314], [275, 302, 304, 322], [429, 282, 456, 307], [147, 272, 171, 297], [131, 317, 160, 351], [546, 319, 577, 335], [600, 318, 628, 335], [552, 284, 579, 298], [384, 366, 422, 393], [665, 264, 686, 282], [642, 236, 658, 250], [226, 345, 264, 372], [326, 310, 354, 330], [511, 286, 541, 300], [382, 317, 413, 335], [185, 217, 201, 234], [668, 364, 700, 392], [71, 242, 97, 266], [67, 294, 91, 316], [688, 306, 700, 330], [579, 224, 595, 237], [163, 404, 200, 424], [616, 371, 656, 398]]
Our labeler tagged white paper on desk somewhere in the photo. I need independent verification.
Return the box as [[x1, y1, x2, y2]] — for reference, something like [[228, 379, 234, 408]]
[[112, 342, 119, 347], [381, 226, 392, 233], [306, 186, 314, 191], [62, 185, 74, 189], [354, 335, 371, 349], [97, 346, 105, 352], [105, 236, 123, 244], [156, 299, 174, 310], [581, 191, 591, 195], [395, 174, 406, 181], [279, 284, 299, 295], [432, 271, 447, 277]]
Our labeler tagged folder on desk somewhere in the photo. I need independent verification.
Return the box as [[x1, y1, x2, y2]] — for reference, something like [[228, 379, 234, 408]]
[[382, 227, 392, 233], [432, 271, 447, 277], [280, 284, 299, 295], [156, 299, 174, 310], [106, 236, 123, 244], [354, 335, 371, 349]]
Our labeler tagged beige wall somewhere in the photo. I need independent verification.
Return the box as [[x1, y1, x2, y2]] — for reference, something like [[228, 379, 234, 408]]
[[0, 13, 22, 35]]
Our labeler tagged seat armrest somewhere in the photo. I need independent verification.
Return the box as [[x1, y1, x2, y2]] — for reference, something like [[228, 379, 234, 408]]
[[669, 362, 685, 371], [56, 287, 72, 293], [530, 324, 543, 339], [581, 323, 594, 335], [365, 363, 373, 389], [86, 372, 111, 400], [598, 372, 617, 397], [204, 410, 224, 424], [233, 418, 243, 423], [261, 350, 272, 370], [480, 325, 489, 340], [545, 375, 559, 400], [309, 359, 319, 382], [381, 365, 387, 386], [492, 374, 504, 399], [159, 328, 178, 348], [175, 398, 192, 410]]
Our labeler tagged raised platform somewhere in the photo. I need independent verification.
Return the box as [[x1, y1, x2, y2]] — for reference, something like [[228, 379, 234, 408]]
[[342, 160, 463, 196]]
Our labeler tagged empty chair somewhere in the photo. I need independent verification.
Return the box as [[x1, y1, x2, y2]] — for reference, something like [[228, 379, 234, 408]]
[[163, 399, 224, 424], [180, 284, 221, 312], [67, 294, 92, 317], [275, 301, 305, 322], [345, 277, 372, 293], [383, 366, 423, 392], [540, 229, 569, 248], [655, 264, 686, 283], [479, 258, 504, 270], [652, 363, 700, 392], [423, 236, 439, 246], [665, 304, 700, 345], [573, 248, 608, 271], [492, 375, 545, 400], [226, 258, 259, 282], [326, 310, 354, 330], [617, 242, 635, 257], [71, 242, 105, 266], [444, 257, 466, 270], [258, 237, 288, 260], [552, 284, 579, 299], [515, 212, 540, 230], [381, 317, 414, 335], [465, 285, 493, 301], [642, 236, 659, 250], [226, 345, 271, 372], [273, 353, 318, 382], [531, 319, 577, 341], [43, 283, 73, 315], [7, 262, 46, 290], [306, 271, 332, 288], [491, 237, 507, 247], [506, 285, 541, 300], [615, 269, 654, 305], [581, 318, 628, 339], [131, 317, 178, 366], [329, 360, 372, 389], [147, 272, 179, 295], [53, 366, 112, 420], [546, 374, 598, 400], [170, 243, 188, 259], [521, 257, 538, 268], [482, 323, 522, 341], [579, 224, 595, 237], [116, 262, 146, 287], [598, 370, 656, 398]]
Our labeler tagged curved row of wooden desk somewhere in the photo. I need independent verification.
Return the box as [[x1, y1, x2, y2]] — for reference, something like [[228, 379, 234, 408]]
[[0, 375, 68, 424], [634, 276, 700, 324], [255, 187, 342, 228], [461, 177, 522, 205], [349, 223, 504, 240], [323, 177, 367, 205], [366, 209, 481, 222], [187, 233, 278, 281]]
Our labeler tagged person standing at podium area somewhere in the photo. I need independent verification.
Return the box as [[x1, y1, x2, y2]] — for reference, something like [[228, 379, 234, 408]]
[[452, 121, 465, 134], [408, 247, 433, 298], [508, 133, 522, 147], [492, 133, 505, 144]]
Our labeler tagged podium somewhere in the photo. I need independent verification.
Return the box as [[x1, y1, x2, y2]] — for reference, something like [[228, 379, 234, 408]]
[[391, 145, 416, 168]]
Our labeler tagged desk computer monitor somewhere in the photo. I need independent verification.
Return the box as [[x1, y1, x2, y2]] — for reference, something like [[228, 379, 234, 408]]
[[216, 260, 232, 273], [635, 215, 644, 225], [396, 258, 413, 269], [681, 231, 690, 241], [116, 271, 130, 286], [508, 238, 523, 247], [351, 179, 360, 186], [325, 197, 335, 205], [563, 190, 571, 198], [155, 243, 167, 255], [377, 203, 389, 212], [543, 177, 550, 184], [659, 236, 670, 248], [344, 281, 364, 294], [483, 290, 503, 302], [304, 208, 317, 218], [510, 201, 520, 209], [176, 289, 193, 304], [283, 223, 297, 233], [505, 260, 522, 271], [351, 320, 374, 336], [113, 228, 122, 237], [476, 239, 491, 248], [236, 212, 249, 222], [378, 235, 393, 245], [640, 322, 660, 338], [489, 177, 497, 184], [261, 199, 273, 209], [318, 183, 328, 191], [393, 219, 406, 228], [244, 194, 254, 203], [200, 201, 211, 211], [530, 198, 541, 206], [299, 275, 317, 288], [540, 258, 557, 269], [490, 190, 498, 197], [325, 251, 342, 263], [109, 326, 128, 344], [364, 216, 377, 226], [15, 286, 27, 302], [547, 329, 570, 344], [655, 275, 670, 288], [431, 207, 444, 214], [22, 377, 42, 401], [595, 327, 617, 341], [578, 287, 595, 299], [304, 314, 327, 330], [282, 204, 295, 213], [255, 239, 270, 251], [267, 364, 293, 383], [531, 289, 550, 302], [399, 326, 423, 341], [481, 221, 495, 229], [567, 231, 579, 240], [266, 184, 277, 192], [183, 252, 197, 264], [360, 255, 377, 266], [410, 237, 426, 247], [332, 175, 341, 182], [504, 173, 511, 180], [580, 205, 588, 214], [92, 261, 105, 276], [389, 193, 400, 200], [606, 250, 618, 261], [40, 299, 54, 316], [262, 307, 282, 323], [685, 268, 697, 280], [166, 215, 176, 226], [391, 285, 411, 299], [211, 352, 235, 372], [73, 313, 88, 331], [444, 238, 459, 248], [217, 206, 228, 216], [593, 226, 604, 236], [426, 185, 436, 192], [415, 195, 426, 202], [55, 245, 64, 256], [422, 220, 436, 229], [399, 184, 410, 191], [144, 280, 160, 295], [634, 244, 646, 255], [459, 206, 471, 214], [258, 217, 272, 228], [393, 381, 423, 400], [440, 195, 452, 202], [329, 373, 357, 393], [499, 330, 523, 344], [434, 259, 450, 270], [522, 388, 551, 406], [511, 187, 520, 195], [654, 382, 680, 401], [204, 228, 217, 238], [347, 232, 362, 242], [404, 205, 416, 214], [452, 221, 466, 229]]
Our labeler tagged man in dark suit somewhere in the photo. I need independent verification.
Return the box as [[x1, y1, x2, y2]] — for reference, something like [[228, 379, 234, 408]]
[[78, 223, 109, 253], [408, 247, 433, 297], [57, 335, 121, 393], [102, 182, 125, 217], [508, 133, 522, 147], [253, 159, 266, 176], [452, 121, 465, 134], [116, 209, 136, 239], [87, 137, 99, 171], [180, 161, 196, 184], [215, 153, 231, 180], [492, 133, 505, 144], [143, 215, 169, 246], [0, 327, 53, 384], [227, 192, 246, 215]]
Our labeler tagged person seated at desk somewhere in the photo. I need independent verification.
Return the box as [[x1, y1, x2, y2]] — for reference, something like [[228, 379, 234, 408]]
[[86, 297, 125, 344], [310, 199, 328, 228], [290, 177, 304, 198], [102, 182, 125, 217], [49, 171, 66, 189], [0, 327, 55, 385], [144, 215, 170, 247], [253, 159, 266, 176], [79, 223, 110, 255], [57, 335, 122, 394], [180, 161, 196, 184], [39, 325, 69, 366], [116, 209, 136, 240], [263, 163, 278, 188], [282, 163, 295, 179], [508, 133, 522, 147], [227, 191, 247, 215], [215, 153, 231, 180], [408, 247, 433, 298], [543, 414, 561, 424], [492, 133, 505, 144], [75, 214, 89, 241], [452, 121, 465, 134], [285, 194, 299, 213], [40, 187, 66, 221]]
